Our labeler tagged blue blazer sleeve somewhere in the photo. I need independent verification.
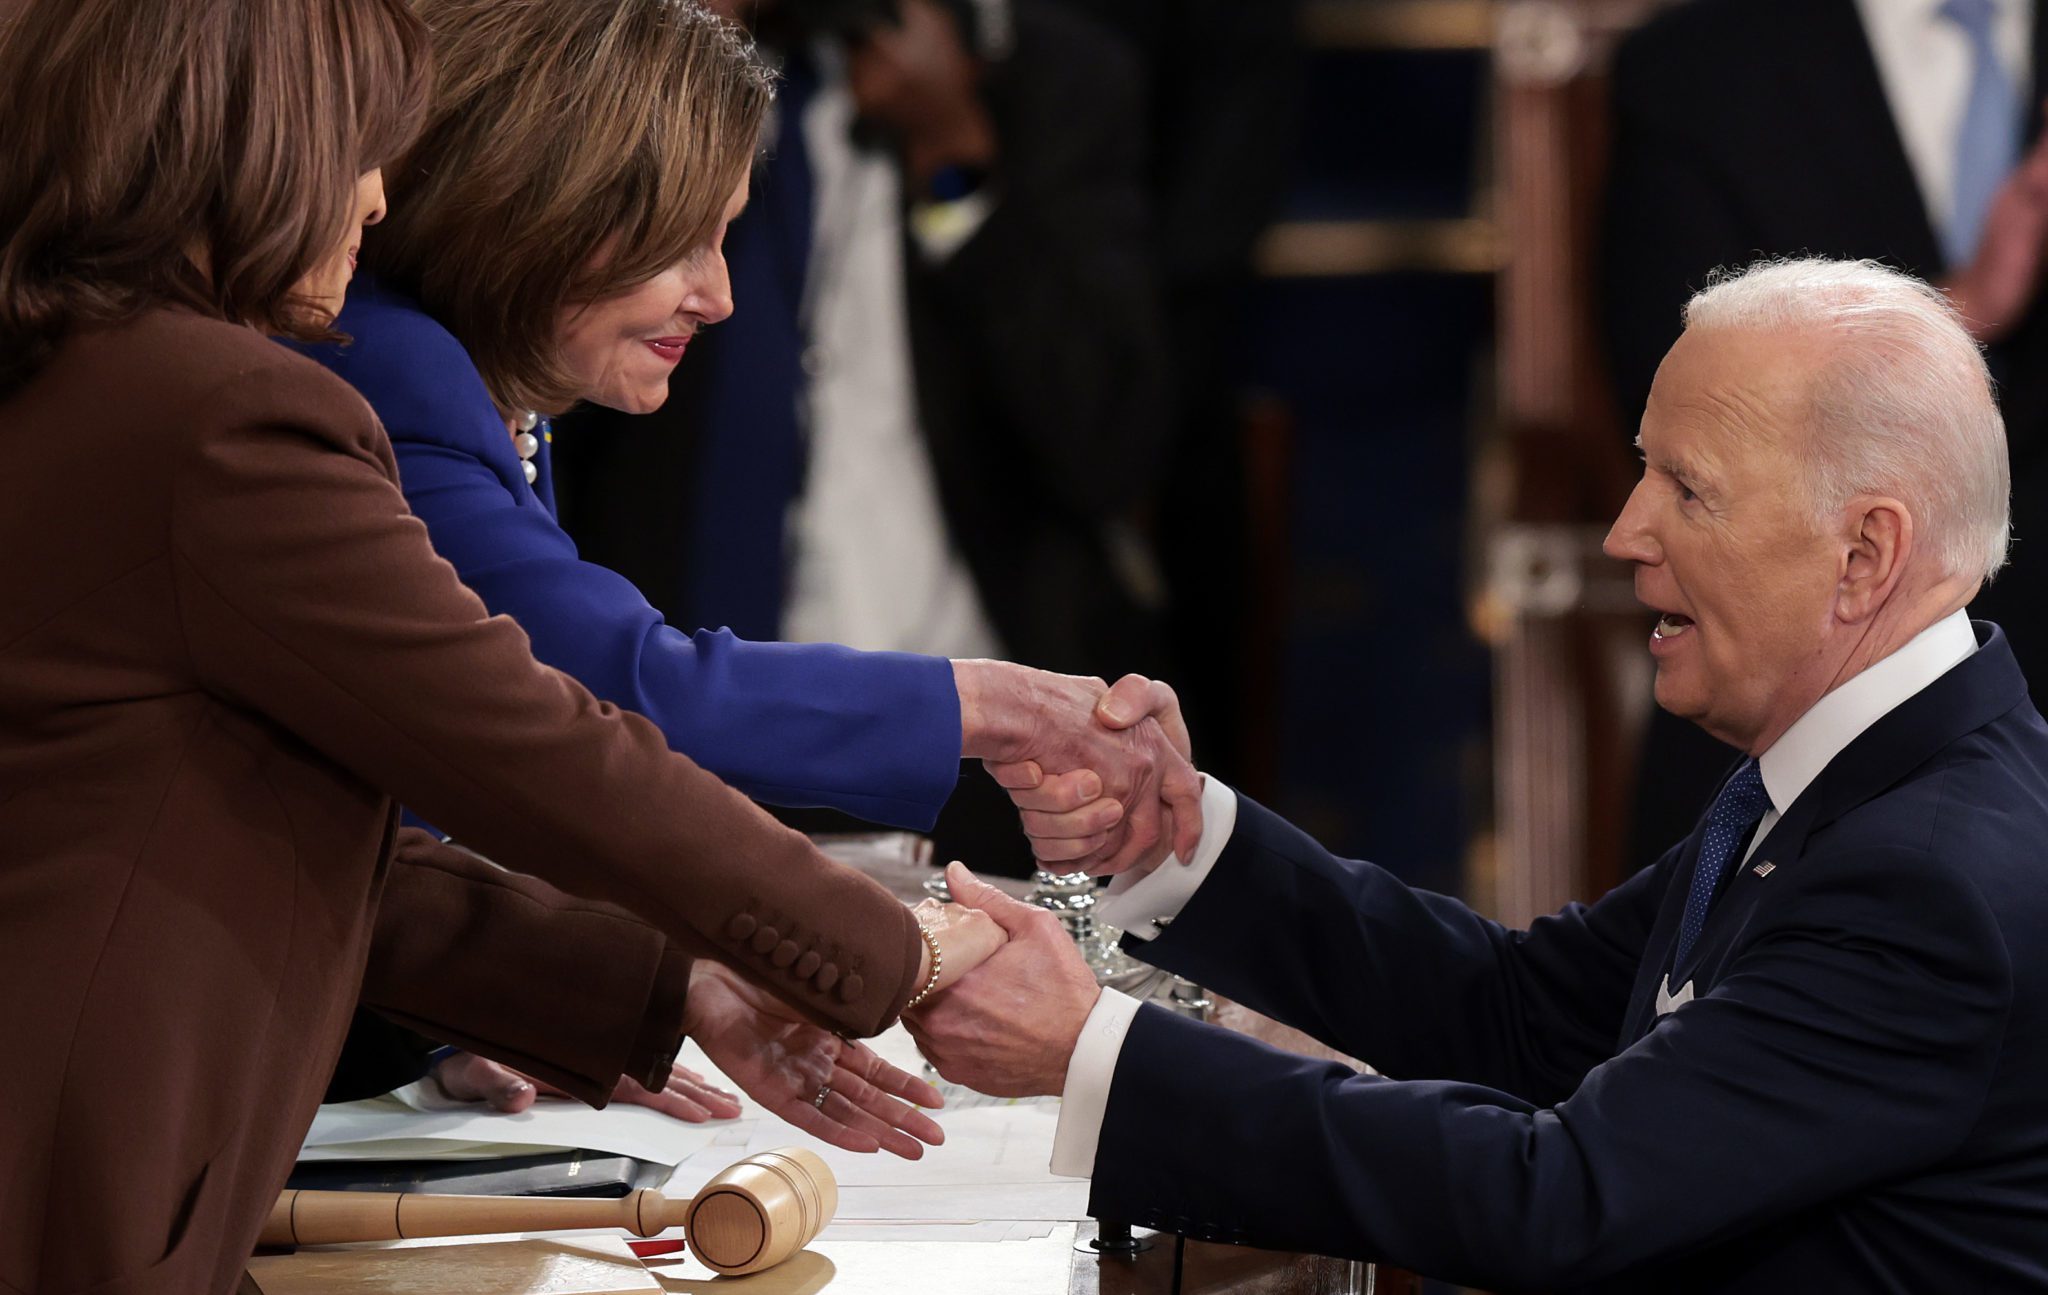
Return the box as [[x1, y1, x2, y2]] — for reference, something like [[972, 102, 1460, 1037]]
[[1133, 795, 1669, 1103], [1091, 798, 2010, 1290], [305, 288, 962, 828]]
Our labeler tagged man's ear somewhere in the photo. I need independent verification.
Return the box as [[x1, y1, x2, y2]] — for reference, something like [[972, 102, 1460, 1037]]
[[1837, 496, 1911, 623]]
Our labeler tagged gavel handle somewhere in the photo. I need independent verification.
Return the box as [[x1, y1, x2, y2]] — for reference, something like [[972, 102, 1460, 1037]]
[[259, 1186, 679, 1245]]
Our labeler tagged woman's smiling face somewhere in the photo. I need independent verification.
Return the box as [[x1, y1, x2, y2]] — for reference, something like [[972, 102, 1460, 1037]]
[[551, 173, 749, 414]]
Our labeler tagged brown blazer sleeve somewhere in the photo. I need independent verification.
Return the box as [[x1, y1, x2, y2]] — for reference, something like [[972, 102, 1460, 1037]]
[[164, 355, 922, 1037], [365, 828, 691, 1106]]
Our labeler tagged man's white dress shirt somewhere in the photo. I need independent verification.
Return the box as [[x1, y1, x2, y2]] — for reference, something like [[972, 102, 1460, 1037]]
[[1047, 610, 1979, 1178], [1853, 0, 2032, 248]]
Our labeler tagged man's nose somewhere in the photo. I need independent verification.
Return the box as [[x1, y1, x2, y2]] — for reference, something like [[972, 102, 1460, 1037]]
[[1602, 480, 1659, 565]]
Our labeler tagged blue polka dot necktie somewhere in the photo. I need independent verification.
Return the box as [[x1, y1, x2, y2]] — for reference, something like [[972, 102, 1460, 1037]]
[[1674, 758, 1772, 970]]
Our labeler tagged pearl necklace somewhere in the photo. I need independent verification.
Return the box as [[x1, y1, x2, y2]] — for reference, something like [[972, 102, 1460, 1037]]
[[513, 410, 543, 486]]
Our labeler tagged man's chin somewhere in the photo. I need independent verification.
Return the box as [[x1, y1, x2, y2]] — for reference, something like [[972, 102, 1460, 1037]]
[[1651, 672, 1704, 722]]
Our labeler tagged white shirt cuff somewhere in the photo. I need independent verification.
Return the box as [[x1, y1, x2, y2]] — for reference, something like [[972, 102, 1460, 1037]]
[[1096, 775, 1239, 940], [1049, 987, 1143, 1178]]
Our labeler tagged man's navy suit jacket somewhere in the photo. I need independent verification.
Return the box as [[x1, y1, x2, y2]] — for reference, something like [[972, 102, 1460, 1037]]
[[1098, 624, 2048, 1291], [296, 280, 962, 830]]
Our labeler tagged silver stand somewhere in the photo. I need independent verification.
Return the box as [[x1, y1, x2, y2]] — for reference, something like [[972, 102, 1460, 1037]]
[[1025, 867, 1149, 986], [923, 865, 1199, 998]]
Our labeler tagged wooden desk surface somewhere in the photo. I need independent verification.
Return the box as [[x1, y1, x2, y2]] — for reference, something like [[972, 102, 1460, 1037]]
[[1069, 1224, 1415, 1295], [261, 849, 1424, 1294], [626, 1223, 1414, 1295]]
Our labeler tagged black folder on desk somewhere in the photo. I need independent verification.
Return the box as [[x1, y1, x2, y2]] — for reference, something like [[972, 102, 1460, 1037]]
[[287, 1149, 664, 1198]]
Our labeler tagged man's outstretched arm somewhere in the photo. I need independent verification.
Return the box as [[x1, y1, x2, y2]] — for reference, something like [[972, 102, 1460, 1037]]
[[908, 847, 2006, 1289]]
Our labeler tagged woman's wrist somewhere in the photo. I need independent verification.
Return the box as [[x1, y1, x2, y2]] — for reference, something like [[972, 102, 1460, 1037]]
[[906, 921, 944, 1010]]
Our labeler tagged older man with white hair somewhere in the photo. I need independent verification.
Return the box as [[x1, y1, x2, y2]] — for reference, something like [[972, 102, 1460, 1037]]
[[905, 257, 2048, 1291]]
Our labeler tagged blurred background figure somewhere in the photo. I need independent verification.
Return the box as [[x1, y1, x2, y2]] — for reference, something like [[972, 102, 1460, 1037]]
[[1602, 0, 2048, 860], [1039, 0, 1306, 789], [554, 0, 1170, 873]]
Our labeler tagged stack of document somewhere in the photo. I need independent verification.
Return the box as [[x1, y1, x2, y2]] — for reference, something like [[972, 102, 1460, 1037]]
[[301, 1078, 723, 1167], [298, 1025, 1091, 1240]]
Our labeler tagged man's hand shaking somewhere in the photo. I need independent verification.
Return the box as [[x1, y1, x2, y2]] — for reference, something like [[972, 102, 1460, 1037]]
[[955, 664, 1200, 876], [903, 863, 1099, 1098]]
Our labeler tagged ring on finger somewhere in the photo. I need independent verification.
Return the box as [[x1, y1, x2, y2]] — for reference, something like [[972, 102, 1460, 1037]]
[[813, 1082, 832, 1110]]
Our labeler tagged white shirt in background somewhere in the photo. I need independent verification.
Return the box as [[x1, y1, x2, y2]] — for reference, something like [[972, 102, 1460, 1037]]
[[1853, 0, 2032, 248], [780, 50, 1003, 660]]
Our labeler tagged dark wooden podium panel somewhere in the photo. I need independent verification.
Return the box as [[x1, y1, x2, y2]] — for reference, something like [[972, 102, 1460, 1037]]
[[1069, 1224, 1418, 1295]]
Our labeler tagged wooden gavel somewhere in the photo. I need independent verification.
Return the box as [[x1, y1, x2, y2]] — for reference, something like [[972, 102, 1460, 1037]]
[[259, 1147, 836, 1276]]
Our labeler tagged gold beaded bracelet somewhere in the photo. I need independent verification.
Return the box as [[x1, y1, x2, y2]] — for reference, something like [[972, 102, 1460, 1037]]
[[904, 923, 944, 1010]]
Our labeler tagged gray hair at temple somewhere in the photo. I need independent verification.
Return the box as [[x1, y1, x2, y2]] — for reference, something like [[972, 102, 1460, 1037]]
[[1682, 257, 2011, 586]]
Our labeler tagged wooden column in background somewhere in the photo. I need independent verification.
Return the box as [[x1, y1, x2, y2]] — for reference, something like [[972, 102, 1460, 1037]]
[[1478, 0, 1659, 925]]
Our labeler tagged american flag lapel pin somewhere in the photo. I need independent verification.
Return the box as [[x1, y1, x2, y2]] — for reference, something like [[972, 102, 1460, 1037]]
[[1752, 860, 1776, 878]]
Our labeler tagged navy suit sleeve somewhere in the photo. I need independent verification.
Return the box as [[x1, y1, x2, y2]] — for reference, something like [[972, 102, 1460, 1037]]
[[317, 306, 962, 829], [1093, 833, 2010, 1290], [1133, 795, 1670, 1103]]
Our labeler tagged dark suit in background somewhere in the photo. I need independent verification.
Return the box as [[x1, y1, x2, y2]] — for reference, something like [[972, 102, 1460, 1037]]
[[559, 1, 1164, 671], [1044, 0, 1304, 784], [1601, 0, 2048, 860], [1092, 626, 2048, 1291]]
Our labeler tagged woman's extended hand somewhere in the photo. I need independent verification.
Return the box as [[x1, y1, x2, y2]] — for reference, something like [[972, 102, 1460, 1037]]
[[430, 1052, 743, 1122], [683, 961, 948, 1159], [913, 894, 1008, 994]]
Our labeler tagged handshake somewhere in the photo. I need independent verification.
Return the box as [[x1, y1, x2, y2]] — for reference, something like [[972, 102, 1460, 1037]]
[[950, 661, 1203, 875], [437, 668, 1199, 1152], [903, 666, 1205, 1098]]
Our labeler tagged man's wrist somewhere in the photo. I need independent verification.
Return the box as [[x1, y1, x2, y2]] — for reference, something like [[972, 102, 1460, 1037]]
[[1048, 988, 1142, 1177], [1098, 776, 1239, 937], [1046, 984, 1103, 1092]]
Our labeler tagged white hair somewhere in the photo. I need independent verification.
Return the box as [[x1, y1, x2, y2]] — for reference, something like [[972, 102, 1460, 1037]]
[[1681, 257, 2011, 585]]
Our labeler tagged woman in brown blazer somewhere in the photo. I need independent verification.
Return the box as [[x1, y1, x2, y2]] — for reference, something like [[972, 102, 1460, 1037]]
[[0, 2, 1001, 1291]]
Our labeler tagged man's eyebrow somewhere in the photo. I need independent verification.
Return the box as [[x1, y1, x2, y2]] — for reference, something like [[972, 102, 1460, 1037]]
[[1635, 437, 1708, 483]]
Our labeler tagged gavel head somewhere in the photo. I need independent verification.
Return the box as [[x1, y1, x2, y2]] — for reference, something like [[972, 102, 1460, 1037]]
[[685, 1148, 838, 1276]]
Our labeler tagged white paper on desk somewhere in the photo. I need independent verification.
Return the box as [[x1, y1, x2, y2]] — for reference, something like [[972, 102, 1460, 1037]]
[[735, 1102, 1063, 1187], [300, 1091, 723, 1166], [673, 1025, 1046, 1125], [664, 1023, 1091, 1238], [831, 1182, 1092, 1222], [819, 1219, 1060, 1243]]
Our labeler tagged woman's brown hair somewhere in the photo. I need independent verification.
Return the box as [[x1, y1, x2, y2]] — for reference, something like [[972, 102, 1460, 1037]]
[[368, 0, 773, 416], [0, 0, 434, 398]]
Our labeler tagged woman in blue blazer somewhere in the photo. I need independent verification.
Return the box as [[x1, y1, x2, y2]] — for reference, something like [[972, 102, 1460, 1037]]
[[313, 270, 967, 832], [297, 0, 1201, 1111]]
